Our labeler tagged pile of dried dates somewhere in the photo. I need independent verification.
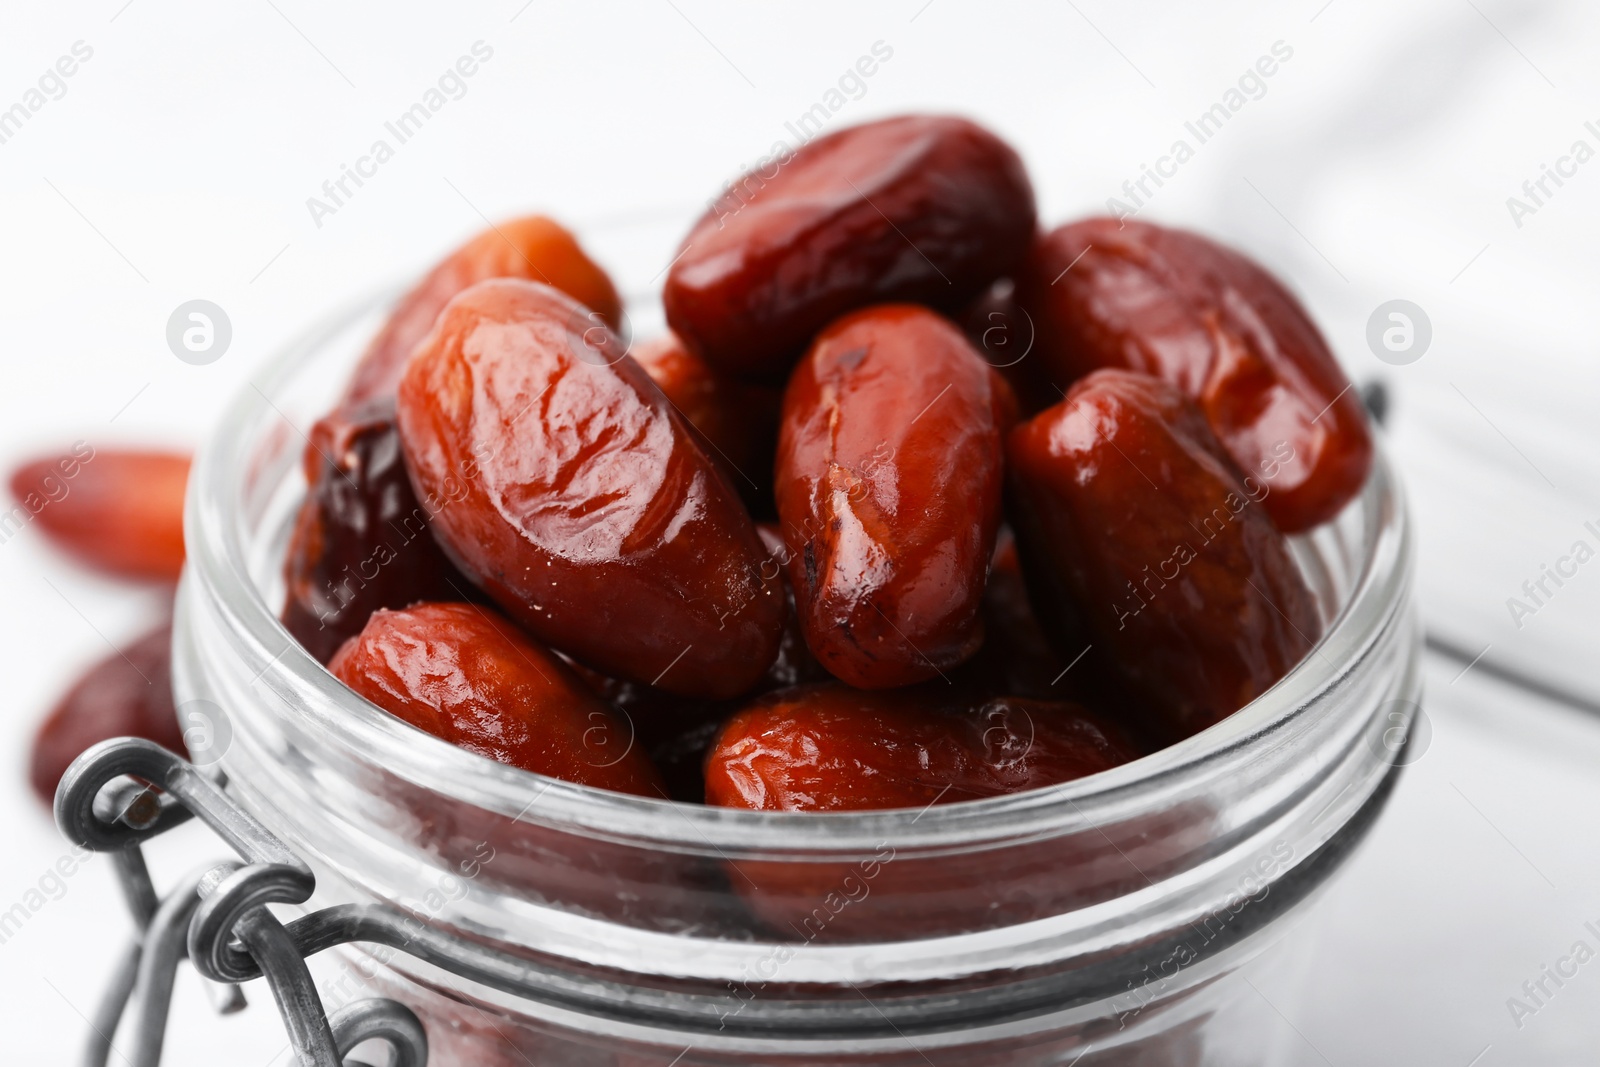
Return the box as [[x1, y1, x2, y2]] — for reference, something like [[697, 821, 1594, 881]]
[[23, 113, 1373, 816]]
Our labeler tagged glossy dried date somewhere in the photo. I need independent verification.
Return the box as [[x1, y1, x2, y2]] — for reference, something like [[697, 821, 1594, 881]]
[[30, 622, 184, 804], [9, 446, 188, 581], [396, 279, 786, 699], [288, 219, 609, 653], [342, 215, 622, 406], [705, 684, 1136, 812], [665, 114, 1036, 383], [774, 304, 1013, 688], [1015, 217, 1371, 531], [282, 397, 474, 663], [1006, 369, 1322, 737], [329, 602, 664, 795]]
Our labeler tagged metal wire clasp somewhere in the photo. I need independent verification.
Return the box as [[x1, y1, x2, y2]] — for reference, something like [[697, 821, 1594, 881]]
[[54, 737, 428, 1067]]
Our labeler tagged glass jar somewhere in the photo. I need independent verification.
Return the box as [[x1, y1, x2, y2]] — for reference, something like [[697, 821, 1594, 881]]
[[172, 288, 1420, 1066]]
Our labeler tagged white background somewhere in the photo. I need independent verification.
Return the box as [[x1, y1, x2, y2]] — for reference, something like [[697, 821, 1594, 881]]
[[2, 1, 1599, 1063]]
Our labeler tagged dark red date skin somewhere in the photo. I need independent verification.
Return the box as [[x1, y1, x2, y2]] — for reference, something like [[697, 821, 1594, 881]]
[[396, 279, 786, 700], [30, 622, 184, 804], [774, 304, 1014, 689], [341, 215, 622, 407], [706, 684, 1137, 812], [10, 447, 188, 582], [665, 114, 1037, 384], [1016, 218, 1372, 532], [282, 396, 475, 664], [1007, 369, 1322, 738], [329, 603, 665, 796], [631, 332, 782, 516]]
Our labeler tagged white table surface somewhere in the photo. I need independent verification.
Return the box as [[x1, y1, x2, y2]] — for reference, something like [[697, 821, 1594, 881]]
[[3, 2, 1598, 1062]]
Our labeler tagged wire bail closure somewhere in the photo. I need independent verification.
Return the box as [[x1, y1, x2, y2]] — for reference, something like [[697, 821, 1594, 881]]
[[55, 737, 429, 1067]]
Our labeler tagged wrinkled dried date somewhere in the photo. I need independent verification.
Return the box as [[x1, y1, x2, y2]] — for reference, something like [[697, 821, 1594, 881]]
[[330, 602, 664, 795], [30, 622, 184, 804], [1007, 369, 1321, 737], [665, 114, 1037, 384], [341, 215, 621, 406], [706, 684, 1136, 811], [1016, 218, 1372, 531], [631, 332, 782, 515], [282, 396, 474, 663], [289, 216, 614, 657], [397, 279, 786, 699], [10, 446, 188, 581], [774, 304, 1014, 688]]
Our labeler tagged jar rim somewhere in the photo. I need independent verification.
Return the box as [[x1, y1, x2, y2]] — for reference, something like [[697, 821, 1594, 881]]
[[185, 290, 1414, 854]]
